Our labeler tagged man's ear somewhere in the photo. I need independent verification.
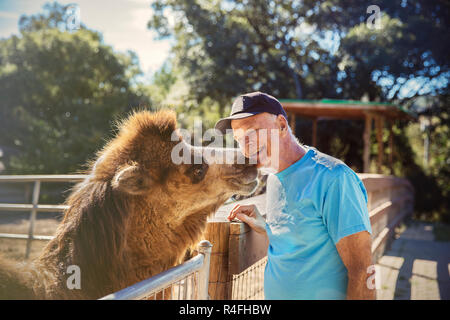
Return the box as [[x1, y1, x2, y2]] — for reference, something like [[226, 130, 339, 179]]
[[277, 115, 289, 136], [111, 164, 152, 195]]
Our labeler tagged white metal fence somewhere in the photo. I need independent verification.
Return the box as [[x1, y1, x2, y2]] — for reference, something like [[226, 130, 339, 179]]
[[101, 240, 213, 300], [0, 175, 86, 258]]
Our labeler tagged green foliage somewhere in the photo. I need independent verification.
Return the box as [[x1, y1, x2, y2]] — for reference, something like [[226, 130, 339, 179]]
[[0, 3, 150, 174], [402, 95, 450, 222], [147, 61, 224, 132], [18, 2, 84, 33], [149, 0, 448, 106], [148, 0, 345, 115]]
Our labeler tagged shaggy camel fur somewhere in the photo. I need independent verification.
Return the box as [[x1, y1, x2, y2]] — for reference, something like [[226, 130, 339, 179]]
[[0, 110, 258, 299]]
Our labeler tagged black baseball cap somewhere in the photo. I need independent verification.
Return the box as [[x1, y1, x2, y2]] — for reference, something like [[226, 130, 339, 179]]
[[214, 91, 288, 134]]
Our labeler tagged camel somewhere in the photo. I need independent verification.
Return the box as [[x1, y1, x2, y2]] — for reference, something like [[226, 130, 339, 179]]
[[0, 109, 258, 299]]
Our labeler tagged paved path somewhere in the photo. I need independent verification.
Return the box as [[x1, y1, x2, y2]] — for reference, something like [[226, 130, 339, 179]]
[[376, 221, 450, 300]]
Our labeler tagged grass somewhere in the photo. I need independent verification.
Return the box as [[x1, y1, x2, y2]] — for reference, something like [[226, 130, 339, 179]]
[[0, 216, 60, 262], [0, 238, 49, 261]]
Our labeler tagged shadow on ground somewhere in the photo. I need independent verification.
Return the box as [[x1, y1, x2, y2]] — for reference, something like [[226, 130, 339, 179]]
[[376, 220, 450, 300]]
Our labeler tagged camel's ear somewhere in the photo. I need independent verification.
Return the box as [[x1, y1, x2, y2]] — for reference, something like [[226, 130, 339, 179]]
[[111, 165, 152, 195]]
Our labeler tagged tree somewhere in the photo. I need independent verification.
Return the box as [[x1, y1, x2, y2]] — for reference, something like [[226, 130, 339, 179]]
[[149, 0, 448, 105], [148, 0, 345, 115], [18, 2, 85, 33], [336, 1, 449, 102], [0, 3, 150, 174]]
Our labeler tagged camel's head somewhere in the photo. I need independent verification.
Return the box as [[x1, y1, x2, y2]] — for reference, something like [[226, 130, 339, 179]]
[[92, 110, 258, 216]]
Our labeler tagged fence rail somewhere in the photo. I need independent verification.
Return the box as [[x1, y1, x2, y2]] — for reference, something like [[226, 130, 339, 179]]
[[100, 240, 213, 300], [0, 175, 86, 258]]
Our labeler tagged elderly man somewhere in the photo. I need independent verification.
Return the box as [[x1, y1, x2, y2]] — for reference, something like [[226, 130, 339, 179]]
[[215, 92, 375, 300]]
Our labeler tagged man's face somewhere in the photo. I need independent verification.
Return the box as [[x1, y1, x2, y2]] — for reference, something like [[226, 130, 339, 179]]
[[231, 112, 280, 169]]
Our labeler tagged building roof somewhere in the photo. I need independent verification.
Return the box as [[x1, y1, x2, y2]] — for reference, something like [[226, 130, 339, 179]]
[[279, 99, 414, 120]]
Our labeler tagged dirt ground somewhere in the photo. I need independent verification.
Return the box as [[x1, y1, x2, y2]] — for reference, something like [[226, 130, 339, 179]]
[[0, 214, 60, 261]]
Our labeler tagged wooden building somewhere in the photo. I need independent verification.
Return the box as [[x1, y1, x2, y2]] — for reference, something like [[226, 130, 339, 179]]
[[279, 99, 414, 173]]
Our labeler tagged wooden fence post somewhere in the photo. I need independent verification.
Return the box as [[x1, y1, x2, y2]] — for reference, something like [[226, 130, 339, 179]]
[[363, 114, 373, 173], [376, 116, 385, 173], [204, 221, 231, 299]]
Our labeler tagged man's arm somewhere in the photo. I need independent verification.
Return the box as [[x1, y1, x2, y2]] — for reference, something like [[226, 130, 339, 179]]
[[335, 230, 376, 300]]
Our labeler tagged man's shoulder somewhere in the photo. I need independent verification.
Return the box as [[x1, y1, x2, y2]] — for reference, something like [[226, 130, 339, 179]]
[[308, 148, 359, 181], [309, 148, 345, 171]]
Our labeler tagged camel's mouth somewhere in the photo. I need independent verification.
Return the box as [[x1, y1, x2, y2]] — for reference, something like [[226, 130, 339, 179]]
[[235, 179, 259, 195], [227, 166, 259, 195]]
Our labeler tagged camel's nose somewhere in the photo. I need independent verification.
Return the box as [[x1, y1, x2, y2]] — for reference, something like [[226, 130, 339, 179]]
[[231, 158, 257, 172], [223, 149, 258, 180], [238, 163, 258, 182], [205, 147, 257, 178]]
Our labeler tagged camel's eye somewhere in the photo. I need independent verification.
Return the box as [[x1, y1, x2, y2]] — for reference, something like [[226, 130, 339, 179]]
[[186, 163, 208, 184]]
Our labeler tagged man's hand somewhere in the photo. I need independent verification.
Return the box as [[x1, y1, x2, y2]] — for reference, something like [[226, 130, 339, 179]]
[[227, 204, 267, 234]]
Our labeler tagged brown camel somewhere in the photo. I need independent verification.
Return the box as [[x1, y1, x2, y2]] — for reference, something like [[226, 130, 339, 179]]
[[0, 110, 258, 299]]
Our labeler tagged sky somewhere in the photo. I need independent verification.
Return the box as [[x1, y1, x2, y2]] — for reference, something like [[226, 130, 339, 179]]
[[0, 0, 172, 79]]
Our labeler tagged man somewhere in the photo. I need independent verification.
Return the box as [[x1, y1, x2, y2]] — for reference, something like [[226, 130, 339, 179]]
[[215, 92, 375, 300]]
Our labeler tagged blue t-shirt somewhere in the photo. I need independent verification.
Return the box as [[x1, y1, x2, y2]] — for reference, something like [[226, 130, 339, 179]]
[[264, 146, 372, 300]]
